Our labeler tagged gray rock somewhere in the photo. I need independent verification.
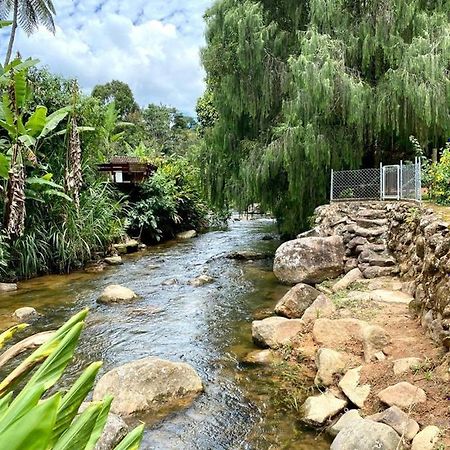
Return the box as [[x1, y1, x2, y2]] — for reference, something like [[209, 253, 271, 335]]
[[302, 392, 347, 426], [0, 282, 17, 292], [393, 357, 422, 375], [338, 366, 370, 408], [362, 266, 397, 279], [104, 256, 123, 266], [368, 406, 419, 441], [93, 357, 203, 417], [315, 348, 347, 386], [328, 409, 363, 437], [97, 285, 138, 304], [411, 426, 440, 450], [252, 316, 304, 348], [13, 307, 38, 321], [301, 294, 336, 323], [176, 230, 197, 239], [95, 413, 128, 450], [331, 419, 401, 450], [274, 283, 321, 318], [189, 275, 214, 287], [377, 382, 426, 409], [274, 236, 345, 284]]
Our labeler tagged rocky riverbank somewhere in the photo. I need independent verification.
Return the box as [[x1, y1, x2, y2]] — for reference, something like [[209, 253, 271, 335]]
[[247, 201, 449, 449]]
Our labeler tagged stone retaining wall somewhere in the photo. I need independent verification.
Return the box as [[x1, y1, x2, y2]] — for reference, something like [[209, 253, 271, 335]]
[[311, 201, 450, 348]]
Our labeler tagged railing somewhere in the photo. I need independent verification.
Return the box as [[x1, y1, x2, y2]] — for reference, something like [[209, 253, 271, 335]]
[[331, 158, 421, 202]]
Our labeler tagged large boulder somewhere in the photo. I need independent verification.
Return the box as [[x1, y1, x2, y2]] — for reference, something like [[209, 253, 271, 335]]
[[274, 283, 321, 318], [93, 357, 203, 417], [97, 285, 138, 304], [331, 419, 401, 450], [377, 382, 426, 409], [273, 236, 345, 284], [302, 392, 347, 426], [252, 317, 304, 348]]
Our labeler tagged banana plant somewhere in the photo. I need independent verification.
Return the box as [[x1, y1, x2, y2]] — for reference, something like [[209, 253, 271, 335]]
[[0, 309, 144, 449], [0, 57, 70, 237]]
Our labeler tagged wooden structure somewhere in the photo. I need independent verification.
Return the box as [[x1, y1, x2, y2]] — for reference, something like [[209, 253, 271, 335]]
[[97, 156, 157, 184]]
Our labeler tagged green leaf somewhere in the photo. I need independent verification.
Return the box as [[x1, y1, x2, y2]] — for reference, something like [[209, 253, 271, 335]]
[[0, 394, 60, 450], [0, 323, 28, 349], [0, 59, 39, 84], [53, 126, 96, 137], [0, 21, 12, 29], [114, 424, 145, 450], [38, 107, 71, 139], [51, 362, 103, 444], [0, 383, 46, 433], [53, 402, 102, 450], [18, 134, 36, 148], [14, 70, 28, 109], [0, 393, 13, 420], [25, 106, 48, 137], [41, 189, 73, 201], [0, 309, 88, 396], [26, 176, 63, 189], [84, 395, 113, 450], [1, 94, 14, 130]]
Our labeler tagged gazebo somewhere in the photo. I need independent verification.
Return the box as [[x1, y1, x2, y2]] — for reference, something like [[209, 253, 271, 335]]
[[97, 156, 157, 184]]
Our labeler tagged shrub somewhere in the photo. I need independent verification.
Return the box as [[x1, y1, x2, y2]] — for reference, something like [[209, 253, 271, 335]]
[[425, 143, 450, 205]]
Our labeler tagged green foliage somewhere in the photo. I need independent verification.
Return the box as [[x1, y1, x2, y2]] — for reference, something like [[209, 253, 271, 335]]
[[127, 157, 208, 242], [92, 80, 139, 119], [424, 142, 450, 205], [0, 310, 144, 449], [196, 90, 218, 134], [202, 0, 450, 235]]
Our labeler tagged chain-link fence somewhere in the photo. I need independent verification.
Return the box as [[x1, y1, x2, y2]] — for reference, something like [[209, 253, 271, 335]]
[[331, 158, 421, 202]]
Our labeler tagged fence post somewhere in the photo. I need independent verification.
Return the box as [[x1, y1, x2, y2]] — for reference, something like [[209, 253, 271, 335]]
[[399, 160, 403, 200], [379, 162, 383, 200], [330, 169, 334, 202], [417, 157, 422, 202]]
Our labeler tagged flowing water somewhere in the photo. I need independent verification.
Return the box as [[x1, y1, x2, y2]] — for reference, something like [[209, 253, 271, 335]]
[[0, 219, 331, 449]]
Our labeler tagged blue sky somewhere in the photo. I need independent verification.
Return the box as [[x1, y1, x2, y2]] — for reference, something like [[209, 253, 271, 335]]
[[1, 0, 213, 115]]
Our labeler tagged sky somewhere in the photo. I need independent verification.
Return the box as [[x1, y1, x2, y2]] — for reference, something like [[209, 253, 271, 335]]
[[1, 0, 214, 115]]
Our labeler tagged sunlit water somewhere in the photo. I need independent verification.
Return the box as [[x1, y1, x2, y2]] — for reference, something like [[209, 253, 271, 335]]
[[0, 219, 330, 449]]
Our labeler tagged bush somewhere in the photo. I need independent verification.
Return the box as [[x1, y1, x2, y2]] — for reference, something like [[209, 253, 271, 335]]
[[423, 142, 450, 205]]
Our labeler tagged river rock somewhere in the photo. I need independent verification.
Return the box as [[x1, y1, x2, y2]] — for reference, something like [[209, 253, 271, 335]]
[[104, 256, 123, 266], [97, 285, 138, 304], [226, 250, 272, 260], [362, 266, 397, 279], [0, 282, 17, 292], [274, 283, 321, 318], [331, 419, 401, 450], [93, 357, 203, 417], [301, 294, 336, 323], [328, 409, 363, 437], [252, 317, 304, 348], [332, 268, 364, 292], [368, 406, 419, 441], [113, 239, 139, 254], [315, 348, 347, 386], [176, 230, 197, 239], [302, 392, 347, 426], [242, 349, 278, 365], [393, 357, 422, 375], [377, 382, 426, 409], [313, 318, 390, 361], [189, 275, 214, 287], [338, 366, 370, 408], [273, 236, 345, 284], [411, 426, 440, 450], [13, 307, 38, 321], [95, 413, 128, 450]]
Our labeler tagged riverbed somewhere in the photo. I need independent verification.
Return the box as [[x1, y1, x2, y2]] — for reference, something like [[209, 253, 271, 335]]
[[0, 219, 330, 449]]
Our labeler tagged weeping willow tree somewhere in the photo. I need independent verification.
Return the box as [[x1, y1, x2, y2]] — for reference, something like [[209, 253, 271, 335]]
[[200, 0, 450, 234]]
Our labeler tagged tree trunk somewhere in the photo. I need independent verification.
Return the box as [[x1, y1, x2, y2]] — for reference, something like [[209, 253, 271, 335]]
[[4, 0, 18, 67]]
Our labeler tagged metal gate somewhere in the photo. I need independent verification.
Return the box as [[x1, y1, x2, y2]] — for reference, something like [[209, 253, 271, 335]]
[[382, 165, 400, 200]]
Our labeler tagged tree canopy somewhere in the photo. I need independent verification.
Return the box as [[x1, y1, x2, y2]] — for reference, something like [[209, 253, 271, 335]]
[[201, 0, 450, 234], [92, 80, 139, 119]]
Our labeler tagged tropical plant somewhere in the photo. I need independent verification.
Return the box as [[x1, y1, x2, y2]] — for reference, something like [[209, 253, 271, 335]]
[[0, 57, 70, 237], [92, 80, 139, 119], [0, 0, 56, 66], [0, 309, 144, 449], [423, 142, 450, 205]]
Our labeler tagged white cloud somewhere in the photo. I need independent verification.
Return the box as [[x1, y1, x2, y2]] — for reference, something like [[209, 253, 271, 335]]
[[1, 0, 213, 115]]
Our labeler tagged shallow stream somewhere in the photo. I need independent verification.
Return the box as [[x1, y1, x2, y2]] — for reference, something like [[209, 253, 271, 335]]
[[0, 219, 330, 449]]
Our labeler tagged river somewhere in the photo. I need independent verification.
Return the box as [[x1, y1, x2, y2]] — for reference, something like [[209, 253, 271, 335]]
[[0, 219, 330, 449]]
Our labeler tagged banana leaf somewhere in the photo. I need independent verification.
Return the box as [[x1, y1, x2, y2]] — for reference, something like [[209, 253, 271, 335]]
[[114, 424, 145, 450]]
